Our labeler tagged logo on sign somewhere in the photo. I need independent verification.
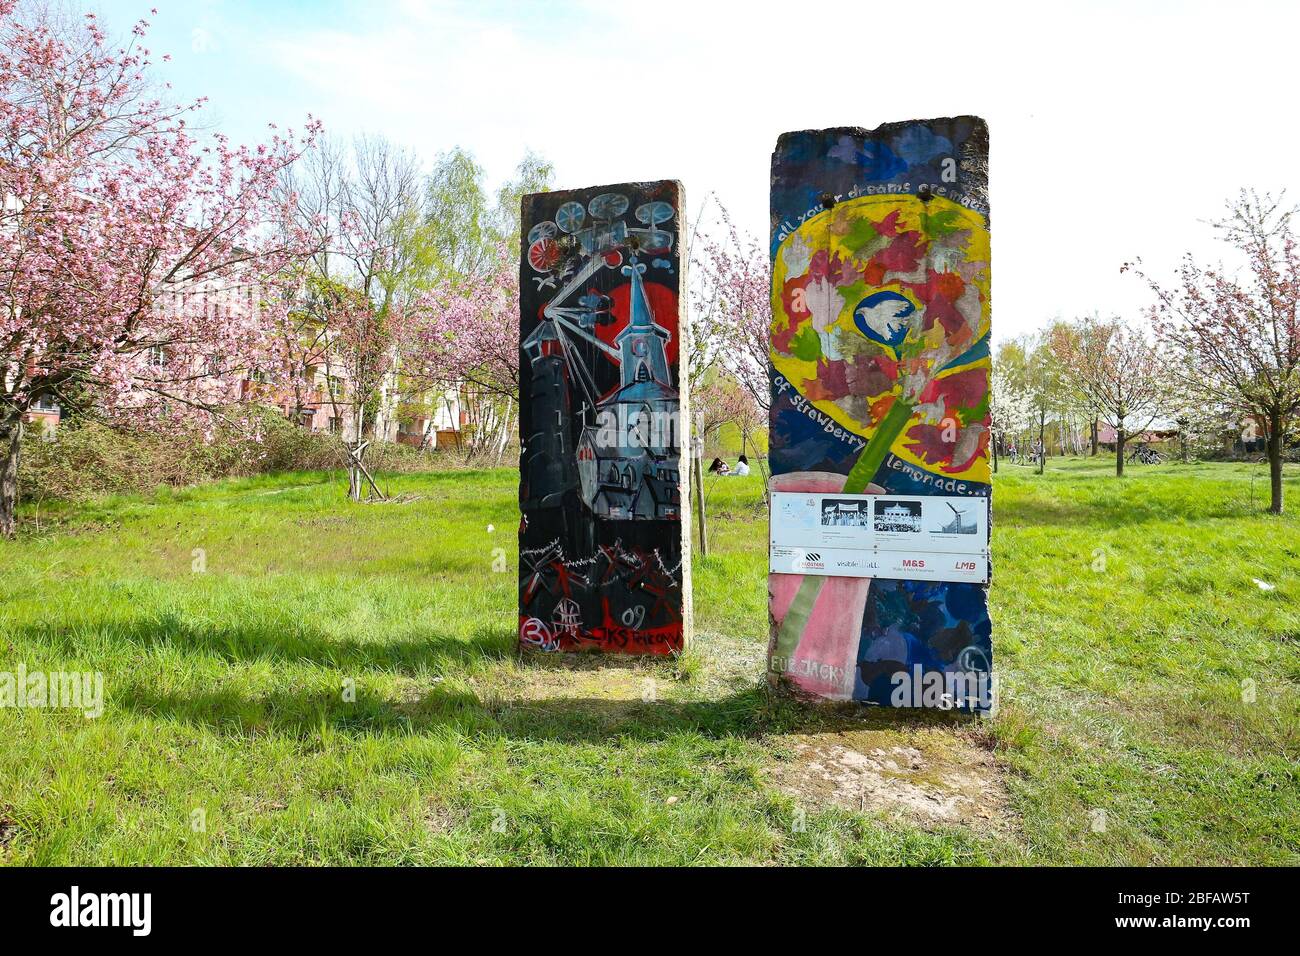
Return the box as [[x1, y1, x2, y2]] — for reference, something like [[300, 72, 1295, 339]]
[[795, 551, 826, 571]]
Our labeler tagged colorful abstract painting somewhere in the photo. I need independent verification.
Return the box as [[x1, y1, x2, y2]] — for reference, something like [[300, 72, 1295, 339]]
[[518, 181, 691, 655], [767, 118, 994, 711]]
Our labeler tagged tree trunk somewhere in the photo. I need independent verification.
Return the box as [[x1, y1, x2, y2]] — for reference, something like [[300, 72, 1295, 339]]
[[692, 435, 708, 558], [992, 432, 999, 473], [350, 405, 366, 501], [1267, 411, 1284, 515], [494, 396, 514, 467], [0, 414, 21, 539], [1037, 412, 1046, 475], [1116, 426, 1126, 477], [1090, 418, 1099, 456]]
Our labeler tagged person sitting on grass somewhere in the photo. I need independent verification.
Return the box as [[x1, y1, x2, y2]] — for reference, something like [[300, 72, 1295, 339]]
[[708, 457, 730, 475], [732, 454, 751, 477]]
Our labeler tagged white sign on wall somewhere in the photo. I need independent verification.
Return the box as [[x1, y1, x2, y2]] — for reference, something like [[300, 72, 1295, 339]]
[[769, 492, 990, 584]]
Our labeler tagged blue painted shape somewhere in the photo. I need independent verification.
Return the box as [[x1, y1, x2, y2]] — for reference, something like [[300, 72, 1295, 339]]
[[852, 291, 914, 349]]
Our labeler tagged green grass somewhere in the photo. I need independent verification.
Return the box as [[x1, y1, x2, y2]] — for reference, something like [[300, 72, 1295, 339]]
[[0, 458, 1297, 865]]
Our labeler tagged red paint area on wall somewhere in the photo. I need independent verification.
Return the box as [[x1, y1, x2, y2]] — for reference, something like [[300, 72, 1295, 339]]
[[596, 282, 679, 365]]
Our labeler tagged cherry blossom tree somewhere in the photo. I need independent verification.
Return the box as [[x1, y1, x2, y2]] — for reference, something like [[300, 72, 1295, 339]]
[[0, 1, 318, 535], [406, 242, 519, 463], [1126, 190, 1300, 513], [1046, 319, 1106, 456], [1049, 316, 1167, 476], [294, 274, 411, 499], [687, 202, 771, 531], [691, 374, 732, 450], [691, 369, 764, 455], [275, 135, 430, 497], [692, 201, 771, 418]]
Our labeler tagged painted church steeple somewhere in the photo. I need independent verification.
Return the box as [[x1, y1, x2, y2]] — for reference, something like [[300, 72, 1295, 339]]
[[615, 257, 672, 388]]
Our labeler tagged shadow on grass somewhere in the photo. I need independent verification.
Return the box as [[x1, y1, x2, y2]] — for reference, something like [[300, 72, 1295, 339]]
[[110, 677, 981, 746], [514, 648, 677, 673], [14, 614, 517, 676]]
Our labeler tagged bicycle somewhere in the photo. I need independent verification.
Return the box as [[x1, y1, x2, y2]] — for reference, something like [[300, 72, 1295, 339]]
[[1128, 446, 1164, 465]]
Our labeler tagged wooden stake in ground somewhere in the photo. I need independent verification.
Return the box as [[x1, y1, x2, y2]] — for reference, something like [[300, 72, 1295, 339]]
[[692, 435, 708, 558], [344, 439, 386, 501]]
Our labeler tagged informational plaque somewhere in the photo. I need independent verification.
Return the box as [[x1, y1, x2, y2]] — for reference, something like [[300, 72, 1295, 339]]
[[769, 492, 989, 583]]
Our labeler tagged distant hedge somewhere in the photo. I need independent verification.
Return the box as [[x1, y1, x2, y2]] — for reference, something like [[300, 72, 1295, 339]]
[[22, 410, 452, 504]]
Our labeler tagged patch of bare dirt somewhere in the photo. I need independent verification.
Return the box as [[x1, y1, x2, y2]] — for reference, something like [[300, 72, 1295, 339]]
[[424, 800, 467, 834], [489, 652, 665, 703], [370, 493, 425, 505], [766, 729, 1010, 829], [688, 630, 767, 695], [497, 630, 767, 703], [0, 811, 18, 857]]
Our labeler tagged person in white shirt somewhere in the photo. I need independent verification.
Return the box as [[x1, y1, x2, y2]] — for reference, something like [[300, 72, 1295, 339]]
[[732, 455, 751, 477]]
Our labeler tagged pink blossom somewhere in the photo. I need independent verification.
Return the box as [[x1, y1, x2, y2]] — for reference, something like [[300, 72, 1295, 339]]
[[0, 2, 320, 532]]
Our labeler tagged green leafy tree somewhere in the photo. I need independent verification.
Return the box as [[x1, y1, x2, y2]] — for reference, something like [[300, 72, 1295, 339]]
[[492, 150, 555, 252], [424, 147, 494, 281], [998, 331, 1069, 474], [422, 147, 553, 283]]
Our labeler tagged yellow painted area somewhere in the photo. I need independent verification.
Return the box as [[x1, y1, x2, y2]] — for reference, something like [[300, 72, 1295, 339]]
[[771, 193, 991, 483]]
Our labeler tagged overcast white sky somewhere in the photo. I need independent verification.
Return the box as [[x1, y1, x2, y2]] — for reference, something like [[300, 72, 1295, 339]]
[[102, 0, 1299, 341]]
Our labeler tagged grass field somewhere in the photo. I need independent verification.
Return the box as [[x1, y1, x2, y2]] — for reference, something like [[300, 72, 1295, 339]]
[[0, 458, 1297, 865]]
